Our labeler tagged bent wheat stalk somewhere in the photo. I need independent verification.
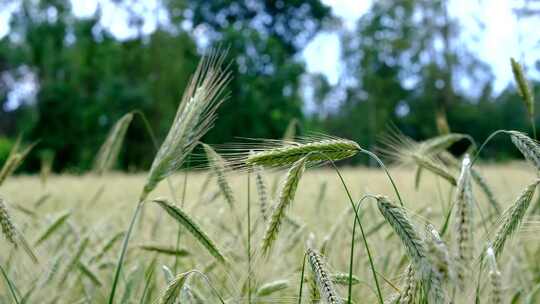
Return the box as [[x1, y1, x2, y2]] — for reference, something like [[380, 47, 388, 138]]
[[492, 179, 539, 257], [245, 137, 360, 168], [508, 131, 540, 170], [157, 270, 226, 304], [202, 143, 236, 208], [375, 196, 444, 303], [453, 155, 474, 287], [307, 248, 342, 304], [411, 154, 456, 186], [93, 112, 134, 175], [239, 135, 405, 206], [108, 51, 230, 304], [261, 156, 308, 255], [473, 130, 540, 169], [0, 137, 37, 188]]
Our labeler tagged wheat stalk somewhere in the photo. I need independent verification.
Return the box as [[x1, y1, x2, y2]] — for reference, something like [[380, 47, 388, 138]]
[[245, 137, 360, 168], [0, 138, 37, 187], [307, 248, 343, 304], [511, 58, 535, 119], [376, 196, 427, 268], [398, 264, 416, 304], [141, 51, 230, 200], [330, 273, 361, 286], [507, 131, 540, 170], [108, 51, 230, 304], [411, 154, 456, 186], [159, 271, 190, 304], [254, 165, 270, 221], [0, 197, 38, 263], [452, 155, 474, 286], [486, 247, 503, 304], [0, 197, 17, 246], [425, 224, 451, 281], [202, 143, 236, 208], [59, 237, 89, 285], [282, 118, 299, 142], [261, 156, 307, 255], [93, 112, 134, 175], [492, 179, 539, 257], [375, 196, 444, 303], [78, 262, 102, 286]]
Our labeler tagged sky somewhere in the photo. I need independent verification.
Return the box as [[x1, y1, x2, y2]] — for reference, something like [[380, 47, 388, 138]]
[[1, 0, 540, 99]]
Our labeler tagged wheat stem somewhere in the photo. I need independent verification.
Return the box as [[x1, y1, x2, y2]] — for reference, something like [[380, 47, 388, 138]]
[[247, 169, 252, 304], [297, 252, 308, 304], [108, 200, 143, 304], [471, 129, 507, 166], [321, 159, 384, 304], [0, 263, 20, 304]]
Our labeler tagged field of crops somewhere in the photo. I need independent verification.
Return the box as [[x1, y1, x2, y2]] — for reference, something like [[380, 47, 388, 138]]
[[1, 54, 540, 304], [1, 161, 539, 303]]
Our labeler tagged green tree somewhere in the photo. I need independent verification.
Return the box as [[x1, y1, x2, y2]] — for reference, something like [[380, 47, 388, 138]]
[[172, 0, 332, 142], [317, 0, 492, 163], [0, 0, 201, 170]]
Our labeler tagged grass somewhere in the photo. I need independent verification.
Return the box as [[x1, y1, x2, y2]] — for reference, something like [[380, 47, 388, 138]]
[[0, 162, 538, 303]]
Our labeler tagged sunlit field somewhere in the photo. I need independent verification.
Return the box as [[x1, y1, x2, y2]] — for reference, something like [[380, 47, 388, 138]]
[[1, 162, 538, 303]]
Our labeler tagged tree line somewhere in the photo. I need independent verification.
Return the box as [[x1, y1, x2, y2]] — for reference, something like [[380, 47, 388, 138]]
[[0, 0, 537, 172]]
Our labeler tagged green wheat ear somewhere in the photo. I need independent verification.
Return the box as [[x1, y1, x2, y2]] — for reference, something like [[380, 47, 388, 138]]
[[141, 51, 231, 201], [0, 137, 38, 188], [93, 112, 134, 175], [0, 197, 38, 263], [511, 58, 534, 119], [511, 58, 537, 138], [261, 156, 308, 255], [245, 137, 360, 168], [492, 179, 539, 257], [306, 248, 343, 304], [507, 131, 540, 171], [202, 143, 236, 208]]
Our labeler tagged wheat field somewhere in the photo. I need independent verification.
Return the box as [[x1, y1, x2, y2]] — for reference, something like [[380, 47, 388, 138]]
[[1, 163, 538, 303], [1, 53, 540, 304]]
